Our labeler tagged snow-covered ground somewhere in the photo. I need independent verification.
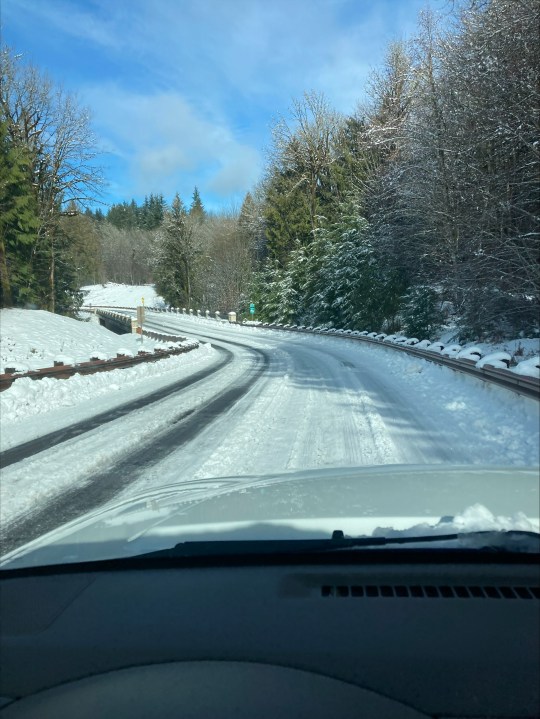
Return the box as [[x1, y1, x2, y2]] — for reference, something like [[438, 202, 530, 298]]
[[1, 286, 538, 537], [436, 328, 539, 364], [0, 307, 217, 449], [79, 283, 539, 362], [0, 308, 181, 374], [81, 282, 163, 307], [145, 313, 540, 469], [0, 334, 248, 526], [0, 344, 217, 445]]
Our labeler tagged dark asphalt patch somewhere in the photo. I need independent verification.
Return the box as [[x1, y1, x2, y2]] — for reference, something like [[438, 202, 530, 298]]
[[0, 347, 232, 469], [1, 347, 269, 555]]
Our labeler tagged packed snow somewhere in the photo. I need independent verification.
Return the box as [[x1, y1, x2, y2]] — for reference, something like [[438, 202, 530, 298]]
[[1, 344, 216, 432], [1, 285, 538, 537]]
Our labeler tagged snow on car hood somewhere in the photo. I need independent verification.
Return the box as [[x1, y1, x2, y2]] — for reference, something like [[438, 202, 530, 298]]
[[2, 464, 539, 568]]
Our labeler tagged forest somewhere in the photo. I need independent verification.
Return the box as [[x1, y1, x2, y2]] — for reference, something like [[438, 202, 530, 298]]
[[1, 0, 538, 340]]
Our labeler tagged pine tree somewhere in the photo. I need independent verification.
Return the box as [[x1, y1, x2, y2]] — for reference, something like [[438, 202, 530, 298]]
[[400, 286, 443, 339], [153, 194, 200, 307], [0, 119, 40, 308], [189, 187, 205, 223], [263, 168, 311, 265], [60, 201, 102, 286]]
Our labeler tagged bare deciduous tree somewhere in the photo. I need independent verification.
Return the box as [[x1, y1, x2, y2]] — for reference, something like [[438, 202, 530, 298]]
[[271, 91, 343, 233], [1, 48, 103, 312]]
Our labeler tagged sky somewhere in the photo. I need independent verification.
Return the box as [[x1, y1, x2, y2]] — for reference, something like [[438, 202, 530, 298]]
[[1, 0, 450, 213]]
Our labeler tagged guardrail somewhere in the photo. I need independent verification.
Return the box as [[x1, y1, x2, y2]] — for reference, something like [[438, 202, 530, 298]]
[[252, 324, 540, 400], [85, 304, 540, 400], [95, 308, 134, 334], [0, 338, 198, 392]]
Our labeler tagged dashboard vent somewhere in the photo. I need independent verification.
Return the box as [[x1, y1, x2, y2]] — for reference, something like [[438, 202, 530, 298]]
[[320, 584, 540, 600]]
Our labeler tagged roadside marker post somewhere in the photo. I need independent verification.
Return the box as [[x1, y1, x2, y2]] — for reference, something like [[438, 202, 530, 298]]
[[138, 299, 145, 344]]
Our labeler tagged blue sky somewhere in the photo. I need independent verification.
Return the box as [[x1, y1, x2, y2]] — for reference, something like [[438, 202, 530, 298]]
[[1, 0, 449, 212]]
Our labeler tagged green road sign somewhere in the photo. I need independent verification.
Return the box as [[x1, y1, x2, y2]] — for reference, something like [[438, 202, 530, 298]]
[[249, 302, 255, 314]]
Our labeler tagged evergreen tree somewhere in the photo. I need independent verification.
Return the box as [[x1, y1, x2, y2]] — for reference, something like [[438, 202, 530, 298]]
[[249, 259, 283, 323], [153, 193, 200, 307], [253, 241, 309, 324], [308, 208, 405, 330], [28, 196, 84, 316], [325, 116, 371, 213], [60, 201, 102, 286], [46, 225, 84, 316], [400, 286, 443, 339], [189, 186, 205, 223], [2, 47, 103, 313], [139, 194, 165, 230], [263, 168, 311, 265], [107, 201, 138, 230], [0, 119, 40, 307]]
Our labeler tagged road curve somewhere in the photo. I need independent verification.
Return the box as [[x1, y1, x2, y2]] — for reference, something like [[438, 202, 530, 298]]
[[134, 314, 467, 481], [2, 313, 538, 553]]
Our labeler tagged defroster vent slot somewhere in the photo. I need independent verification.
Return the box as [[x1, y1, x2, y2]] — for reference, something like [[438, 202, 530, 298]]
[[320, 584, 540, 599]]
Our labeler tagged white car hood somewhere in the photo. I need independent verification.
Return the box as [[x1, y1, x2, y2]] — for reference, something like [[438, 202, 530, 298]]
[[2, 464, 539, 568]]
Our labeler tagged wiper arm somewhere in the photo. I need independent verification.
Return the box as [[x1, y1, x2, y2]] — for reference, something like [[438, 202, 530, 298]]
[[3, 531, 537, 576], [135, 530, 540, 559]]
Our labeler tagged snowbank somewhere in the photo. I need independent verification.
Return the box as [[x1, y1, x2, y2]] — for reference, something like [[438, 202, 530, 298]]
[[437, 330, 539, 364], [511, 356, 540, 379], [0, 308, 168, 373], [0, 306, 216, 435], [1, 343, 215, 428], [81, 282, 164, 308]]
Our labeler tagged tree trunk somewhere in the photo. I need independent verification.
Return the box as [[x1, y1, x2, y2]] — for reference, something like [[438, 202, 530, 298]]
[[0, 234, 13, 307], [49, 235, 55, 313]]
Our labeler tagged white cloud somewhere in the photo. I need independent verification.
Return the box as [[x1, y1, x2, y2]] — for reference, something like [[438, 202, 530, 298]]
[[4, 0, 451, 207], [137, 146, 192, 177], [82, 84, 262, 200], [206, 146, 261, 195], [6, 0, 121, 49]]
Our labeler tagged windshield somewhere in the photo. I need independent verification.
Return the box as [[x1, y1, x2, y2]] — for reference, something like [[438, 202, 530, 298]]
[[1, 0, 539, 568]]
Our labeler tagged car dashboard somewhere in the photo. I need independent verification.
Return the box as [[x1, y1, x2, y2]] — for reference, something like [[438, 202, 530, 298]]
[[0, 552, 539, 718]]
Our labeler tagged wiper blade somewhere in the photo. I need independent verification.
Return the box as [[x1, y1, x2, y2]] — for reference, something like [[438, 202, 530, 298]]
[[135, 530, 540, 559], [2, 531, 538, 576]]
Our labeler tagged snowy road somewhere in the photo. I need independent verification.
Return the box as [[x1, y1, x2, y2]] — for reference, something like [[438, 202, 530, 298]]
[[1, 314, 538, 552]]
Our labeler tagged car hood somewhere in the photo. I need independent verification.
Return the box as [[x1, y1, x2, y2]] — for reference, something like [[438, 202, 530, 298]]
[[2, 464, 539, 568]]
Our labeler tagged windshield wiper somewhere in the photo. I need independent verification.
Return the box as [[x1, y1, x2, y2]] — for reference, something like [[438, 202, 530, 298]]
[[3, 531, 538, 576], [134, 530, 540, 559]]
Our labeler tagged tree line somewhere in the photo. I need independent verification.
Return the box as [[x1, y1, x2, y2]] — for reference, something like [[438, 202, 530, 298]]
[[0, 43, 253, 315], [246, 0, 539, 339], [2, 0, 538, 339]]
